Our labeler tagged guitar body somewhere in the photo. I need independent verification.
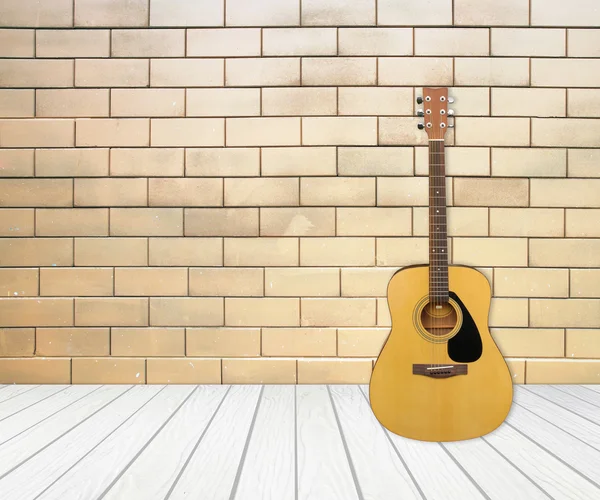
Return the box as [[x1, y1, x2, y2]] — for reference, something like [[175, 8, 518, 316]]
[[369, 264, 513, 442]]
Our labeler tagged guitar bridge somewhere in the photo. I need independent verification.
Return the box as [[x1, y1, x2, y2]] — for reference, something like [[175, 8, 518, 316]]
[[413, 364, 468, 378]]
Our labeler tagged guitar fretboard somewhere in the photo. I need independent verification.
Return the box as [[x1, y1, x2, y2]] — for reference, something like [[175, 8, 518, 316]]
[[429, 139, 449, 303]]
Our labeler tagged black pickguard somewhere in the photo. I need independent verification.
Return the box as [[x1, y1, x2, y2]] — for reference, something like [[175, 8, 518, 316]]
[[447, 291, 482, 363]]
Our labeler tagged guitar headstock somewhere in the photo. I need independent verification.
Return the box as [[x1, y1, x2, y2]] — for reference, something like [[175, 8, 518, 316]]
[[416, 87, 455, 140]]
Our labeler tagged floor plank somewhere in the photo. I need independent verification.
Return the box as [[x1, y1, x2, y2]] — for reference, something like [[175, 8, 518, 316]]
[[513, 386, 600, 451], [484, 421, 600, 500], [102, 385, 228, 500], [0, 385, 159, 500], [555, 385, 600, 407], [233, 385, 296, 500], [297, 385, 360, 500], [0, 385, 67, 421], [584, 385, 600, 394], [167, 385, 262, 500], [330, 385, 422, 500], [37, 386, 195, 500], [0, 385, 39, 403], [0, 385, 129, 478], [525, 386, 600, 425]]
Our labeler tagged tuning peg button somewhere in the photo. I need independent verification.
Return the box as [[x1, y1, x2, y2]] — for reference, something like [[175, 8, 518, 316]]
[[447, 109, 454, 116], [417, 109, 424, 117], [416, 97, 423, 104], [417, 123, 425, 130], [448, 97, 455, 103]]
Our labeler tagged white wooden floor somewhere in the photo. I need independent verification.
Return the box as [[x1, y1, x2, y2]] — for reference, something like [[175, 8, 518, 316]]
[[0, 384, 599, 500]]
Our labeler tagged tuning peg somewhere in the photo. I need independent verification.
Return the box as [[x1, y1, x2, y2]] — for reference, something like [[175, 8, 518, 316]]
[[417, 123, 425, 130], [447, 123, 454, 128], [448, 97, 455, 103], [417, 109, 424, 117], [447, 109, 454, 116], [416, 96, 423, 104]]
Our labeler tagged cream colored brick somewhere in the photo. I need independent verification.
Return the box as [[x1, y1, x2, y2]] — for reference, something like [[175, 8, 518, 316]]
[[0, 358, 70, 384], [568, 89, 600, 118], [506, 359, 525, 384], [115, 268, 187, 296], [0, 0, 72, 27], [112, 29, 184, 57], [0, 90, 33, 118], [302, 0, 375, 25], [227, 118, 300, 147], [75, 298, 147, 327], [36, 148, 108, 177], [413, 207, 488, 236], [260, 208, 335, 237], [0, 179, 72, 207], [36, 328, 109, 356], [190, 268, 263, 297], [301, 298, 376, 327], [303, 117, 377, 146], [74, 178, 147, 207], [0, 298, 72, 327], [298, 359, 373, 383], [187, 88, 260, 117], [37, 89, 109, 118], [151, 118, 224, 147], [185, 208, 258, 237], [489, 298, 528, 327], [0, 29, 33, 57], [301, 238, 375, 266], [187, 29, 260, 56], [338, 328, 388, 357], [151, 59, 223, 87], [531, 179, 600, 207], [263, 328, 336, 356], [111, 89, 184, 117], [495, 268, 568, 298], [75, 238, 147, 267], [37, 208, 108, 237], [36, 30, 110, 58], [262, 88, 336, 116], [568, 149, 600, 178], [262, 147, 336, 176], [338, 28, 412, 56], [532, 0, 600, 27], [225, 298, 299, 326], [0, 238, 72, 267], [533, 118, 600, 147], [455, 0, 528, 25], [492, 89, 565, 118], [224, 238, 298, 266], [0, 119, 74, 148], [415, 28, 489, 56], [226, 58, 300, 86], [111, 327, 184, 356], [566, 329, 600, 358], [531, 299, 600, 328], [446, 87, 490, 116], [455, 58, 529, 86], [377, 297, 391, 326], [75, 0, 148, 27], [337, 208, 411, 236], [414, 146, 490, 176], [76, 59, 148, 87], [0, 268, 37, 297], [527, 360, 600, 384], [225, 178, 299, 207], [377, 0, 452, 26], [341, 268, 396, 297], [149, 237, 222, 266], [265, 267, 339, 297], [263, 28, 336, 56], [40, 267, 112, 297], [150, 0, 223, 27], [379, 58, 453, 86], [566, 209, 600, 237], [76, 118, 149, 147], [491, 28, 565, 56], [490, 208, 563, 237], [0, 149, 33, 177], [379, 118, 426, 146], [491, 328, 565, 357], [72, 358, 145, 384], [492, 148, 566, 177], [149, 178, 222, 207], [301, 177, 375, 206], [378, 177, 452, 207], [530, 239, 600, 268], [376, 238, 429, 266], [454, 238, 528, 266], [339, 88, 413, 116], [186, 148, 259, 177], [455, 118, 529, 146], [531, 59, 600, 87], [0, 328, 34, 356], [302, 58, 376, 86], [226, 0, 299, 26], [571, 270, 600, 298], [339, 147, 413, 176], [187, 328, 259, 356], [147, 358, 221, 384], [568, 29, 600, 57], [111, 149, 183, 177], [0, 59, 73, 88], [0, 209, 34, 237], [222, 359, 296, 384], [150, 297, 223, 326]]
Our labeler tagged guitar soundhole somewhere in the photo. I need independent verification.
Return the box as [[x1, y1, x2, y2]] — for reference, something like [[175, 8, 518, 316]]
[[420, 302, 458, 337]]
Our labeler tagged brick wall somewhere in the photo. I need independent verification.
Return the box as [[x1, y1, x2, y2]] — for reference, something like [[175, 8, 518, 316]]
[[0, 0, 599, 384]]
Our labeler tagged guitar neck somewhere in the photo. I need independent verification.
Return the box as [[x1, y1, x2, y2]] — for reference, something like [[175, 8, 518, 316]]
[[429, 139, 449, 303]]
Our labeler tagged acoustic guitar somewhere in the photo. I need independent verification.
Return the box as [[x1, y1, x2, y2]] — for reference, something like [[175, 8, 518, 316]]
[[369, 87, 513, 442]]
